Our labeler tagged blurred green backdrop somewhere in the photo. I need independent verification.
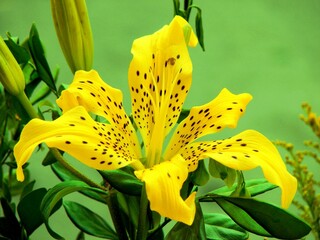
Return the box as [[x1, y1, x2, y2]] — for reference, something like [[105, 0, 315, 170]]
[[1, 0, 319, 239]]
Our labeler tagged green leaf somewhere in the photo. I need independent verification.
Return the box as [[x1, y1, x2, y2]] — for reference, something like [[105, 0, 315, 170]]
[[208, 159, 236, 187], [0, 198, 22, 240], [173, 0, 180, 16], [211, 196, 311, 239], [209, 178, 277, 197], [28, 24, 56, 93], [204, 213, 248, 240], [177, 109, 190, 123], [190, 160, 209, 186], [195, 8, 205, 51], [40, 180, 107, 239], [5, 33, 30, 64], [63, 201, 118, 239], [166, 201, 206, 240], [51, 162, 107, 203], [76, 231, 85, 240], [99, 169, 143, 196], [0, 217, 20, 240], [17, 188, 61, 236], [42, 150, 58, 166], [19, 180, 35, 200], [1, 181, 11, 202]]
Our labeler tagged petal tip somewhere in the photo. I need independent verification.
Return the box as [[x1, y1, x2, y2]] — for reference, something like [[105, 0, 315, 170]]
[[16, 166, 25, 182]]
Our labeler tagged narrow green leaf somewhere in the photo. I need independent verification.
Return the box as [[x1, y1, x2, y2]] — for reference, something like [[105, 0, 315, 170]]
[[166, 201, 206, 240], [210, 196, 311, 239], [214, 198, 271, 237], [99, 169, 143, 196], [173, 0, 181, 16], [42, 150, 57, 166], [5, 33, 30, 64], [177, 109, 190, 123], [28, 24, 56, 93], [223, 197, 311, 239], [51, 162, 107, 203], [204, 213, 248, 240], [208, 178, 277, 197], [195, 8, 205, 51], [40, 180, 107, 239], [63, 201, 118, 239]]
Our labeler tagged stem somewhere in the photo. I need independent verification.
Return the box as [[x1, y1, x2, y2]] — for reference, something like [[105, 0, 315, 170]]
[[16, 90, 106, 190], [50, 148, 106, 190], [136, 184, 149, 240], [107, 190, 129, 240], [16, 91, 39, 119]]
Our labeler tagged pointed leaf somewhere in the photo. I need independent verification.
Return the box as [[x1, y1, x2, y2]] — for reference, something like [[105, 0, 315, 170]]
[[195, 8, 205, 51], [40, 180, 107, 239], [204, 213, 248, 240], [210, 196, 311, 239], [51, 162, 106, 203], [99, 169, 143, 196], [28, 24, 56, 93], [5, 34, 30, 64], [209, 178, 277, 197], [165, 201, 206, 240], [17, 188, 61, 235], [177, 109, 190, 123], [63, 201, 118, 239]]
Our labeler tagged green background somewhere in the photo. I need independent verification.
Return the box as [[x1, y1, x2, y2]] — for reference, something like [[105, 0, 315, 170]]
[[1, 0, 319, 239]]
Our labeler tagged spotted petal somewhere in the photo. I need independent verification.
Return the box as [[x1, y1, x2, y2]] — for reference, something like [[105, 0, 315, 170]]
[[14, 106, 140, 181], [165, 88, 252, 159], [134, 155, 196, 225], [178, 130, 297, 208], [128, 16, 196, 156], [57, 70, 141, 157]]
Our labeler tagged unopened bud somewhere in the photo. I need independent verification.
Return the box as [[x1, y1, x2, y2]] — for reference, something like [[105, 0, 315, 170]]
[[51, 0, 94, 73], [0, 36, 25, 96]]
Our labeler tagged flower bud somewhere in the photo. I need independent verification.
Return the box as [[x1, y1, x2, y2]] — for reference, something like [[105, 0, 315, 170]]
[[0, 36, 25, 96], [51, 0, 93, 73]]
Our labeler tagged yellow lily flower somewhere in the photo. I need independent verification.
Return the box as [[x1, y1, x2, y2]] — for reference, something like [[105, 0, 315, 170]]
[[14, 16, 296, 225]]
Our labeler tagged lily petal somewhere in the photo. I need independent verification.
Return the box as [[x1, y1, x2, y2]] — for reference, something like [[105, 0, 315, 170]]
[[165, 88, 252, 159], [57, 70, 141, 157], [128, 16, 196, 154], [179, 130, 297, 208], [14, 106, 140, 181], [135, 155, 196, 225]]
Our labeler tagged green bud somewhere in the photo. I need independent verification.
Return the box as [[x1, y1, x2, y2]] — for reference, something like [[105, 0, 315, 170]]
[[0, 36, 25, 96], [51, 0, 94, 73]]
